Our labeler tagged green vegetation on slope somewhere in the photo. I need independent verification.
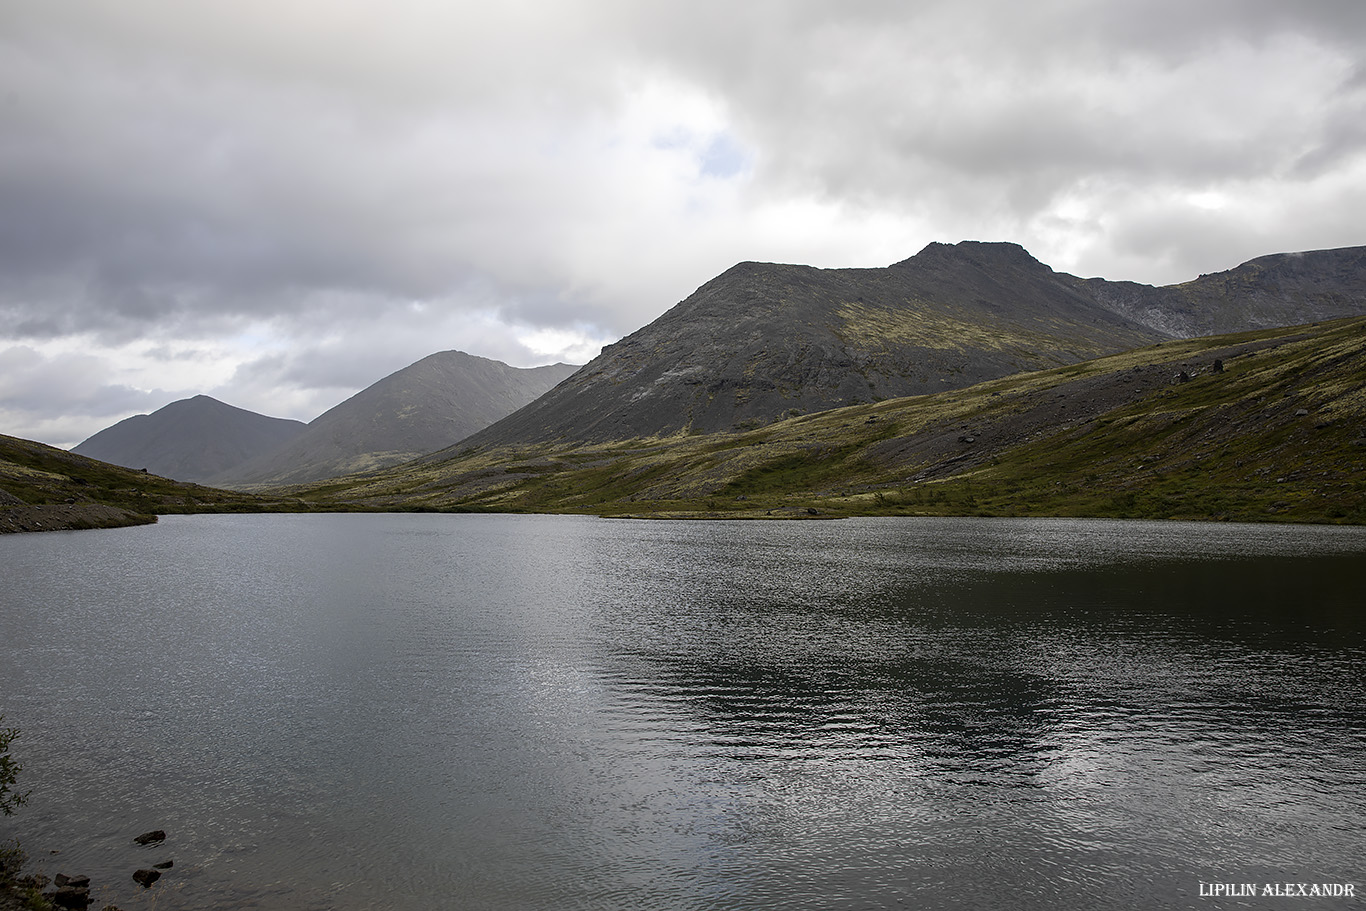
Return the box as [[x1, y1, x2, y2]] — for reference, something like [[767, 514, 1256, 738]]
[[292, 318, 1366, 524], [0, 434, 312, 532]]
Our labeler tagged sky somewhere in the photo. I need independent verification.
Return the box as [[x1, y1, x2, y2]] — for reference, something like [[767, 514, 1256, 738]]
[[2, 1, 1364, 448]]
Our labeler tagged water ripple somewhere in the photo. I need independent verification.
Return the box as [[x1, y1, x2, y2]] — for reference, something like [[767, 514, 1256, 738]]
[[1, 514, 1363, 910]]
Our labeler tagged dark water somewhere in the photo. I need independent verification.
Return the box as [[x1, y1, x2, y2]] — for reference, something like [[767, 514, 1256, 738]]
[[1, 514, 1363, 910]]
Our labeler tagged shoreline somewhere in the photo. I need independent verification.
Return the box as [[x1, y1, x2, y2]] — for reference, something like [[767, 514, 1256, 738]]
[[0, 505, 157, 535]]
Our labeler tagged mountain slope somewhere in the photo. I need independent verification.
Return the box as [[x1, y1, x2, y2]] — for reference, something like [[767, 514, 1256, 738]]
[[215, 351, 579, 487], [462, 241, 1166, 447], [1, 433, 296, 533], [72, 395, 307, 484], [294, 316, 1366, 525]]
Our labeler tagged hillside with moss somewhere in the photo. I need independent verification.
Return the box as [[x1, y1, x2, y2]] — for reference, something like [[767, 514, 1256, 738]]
[[0, 435, 308, 533], [292, 317, 1366, 524]]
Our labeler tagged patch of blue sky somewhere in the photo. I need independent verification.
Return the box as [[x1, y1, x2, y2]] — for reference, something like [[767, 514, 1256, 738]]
[[698, 132, 753, 179], [649, 128, 753, 179]]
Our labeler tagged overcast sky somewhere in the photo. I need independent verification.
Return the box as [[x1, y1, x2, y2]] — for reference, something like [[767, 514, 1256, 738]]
[[2, 1, 1364, 447]]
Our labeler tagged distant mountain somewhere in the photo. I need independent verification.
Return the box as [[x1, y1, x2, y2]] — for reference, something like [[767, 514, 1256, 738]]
[[72, 395, 307, 483], [214, 351, 579, 487], [452, 241, 1366, 450]]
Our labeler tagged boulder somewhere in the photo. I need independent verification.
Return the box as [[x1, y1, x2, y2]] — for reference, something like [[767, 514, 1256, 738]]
[[46, 884, 93, 908]]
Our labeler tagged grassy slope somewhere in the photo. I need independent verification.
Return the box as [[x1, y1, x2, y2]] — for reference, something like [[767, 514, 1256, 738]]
[[0, 434, 310, 531], [294, 318, 1366, 524]]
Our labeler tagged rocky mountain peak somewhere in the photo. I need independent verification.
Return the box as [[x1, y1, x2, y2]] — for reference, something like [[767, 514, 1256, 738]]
[[897, 240, 1049, 271]]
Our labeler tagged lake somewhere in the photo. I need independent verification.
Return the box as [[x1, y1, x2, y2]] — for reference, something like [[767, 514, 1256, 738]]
[[1, 514, 1363, 910]]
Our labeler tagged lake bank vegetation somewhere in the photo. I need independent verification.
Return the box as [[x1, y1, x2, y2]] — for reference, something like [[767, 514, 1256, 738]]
[[0, 435, 316, 534]]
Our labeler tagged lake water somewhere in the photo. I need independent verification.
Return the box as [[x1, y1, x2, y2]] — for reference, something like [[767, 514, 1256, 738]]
[[1, 514, 1363, 910]]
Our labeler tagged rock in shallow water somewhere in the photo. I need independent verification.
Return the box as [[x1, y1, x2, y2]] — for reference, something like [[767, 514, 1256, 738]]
[[46, 883, 93, 908], [132, 869, 161, 888]]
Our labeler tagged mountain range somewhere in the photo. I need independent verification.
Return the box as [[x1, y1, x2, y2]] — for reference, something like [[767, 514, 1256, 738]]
[[1069, 244, 1366, 337], [457, 241, 1366, 449], [16, 238, 1366, 527], [212, 351, 578, 486], [263, 240, 1366, 525], [70, 351, 578, 486]]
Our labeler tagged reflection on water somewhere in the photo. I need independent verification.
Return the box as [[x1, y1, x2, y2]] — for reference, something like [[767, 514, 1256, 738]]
[[1, 515, 1363, 910]]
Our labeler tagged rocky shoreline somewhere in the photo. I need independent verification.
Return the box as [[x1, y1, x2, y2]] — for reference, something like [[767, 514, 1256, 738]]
[[0, 505, 157, 535], [0, 830, 173, 910]]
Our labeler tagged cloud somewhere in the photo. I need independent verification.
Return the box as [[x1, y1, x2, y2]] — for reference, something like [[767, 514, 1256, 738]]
[[1, 0, 1363, 446], [0, 342, 176, 447]]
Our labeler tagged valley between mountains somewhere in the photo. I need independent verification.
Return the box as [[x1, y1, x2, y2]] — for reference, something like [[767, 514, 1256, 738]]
[[4, 240, 1365, 529]]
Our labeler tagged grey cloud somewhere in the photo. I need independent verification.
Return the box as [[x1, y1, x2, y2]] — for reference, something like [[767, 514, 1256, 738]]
[[2, 0, 1364, 445], [1109, 207, 1269, 282], [0, 345, 164, 417], [0, 16, 631, 340], [1085, 0, 1366, 56], [628, 2, 1365, 194], [8, 0, 1355, 322]]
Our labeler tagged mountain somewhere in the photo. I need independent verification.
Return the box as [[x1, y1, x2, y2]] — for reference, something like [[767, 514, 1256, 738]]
[[461, 241, 1171, 448], [214, 351, 579, 487], [293, 316, 1366, 525], [453, 241, 1366, 450], [72, 395, 307, 483]]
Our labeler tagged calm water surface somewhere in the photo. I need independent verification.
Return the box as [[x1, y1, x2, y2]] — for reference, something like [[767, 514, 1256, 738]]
[[1, 514, 1363, 910]]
